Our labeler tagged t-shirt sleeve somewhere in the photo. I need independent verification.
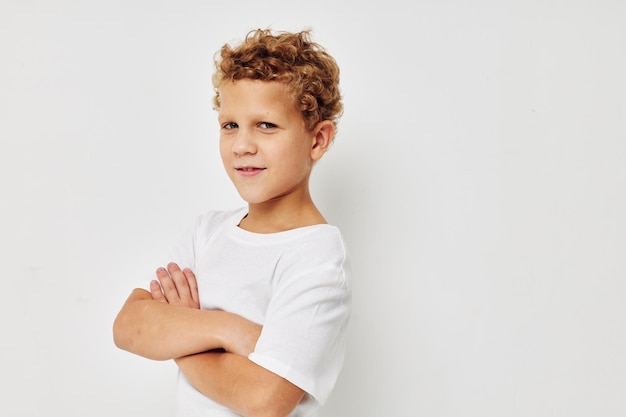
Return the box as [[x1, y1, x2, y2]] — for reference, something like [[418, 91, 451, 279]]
[[248, 234, 352, 405]]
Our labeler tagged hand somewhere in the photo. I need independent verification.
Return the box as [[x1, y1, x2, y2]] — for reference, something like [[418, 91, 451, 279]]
[[150, 262, 200, 309]]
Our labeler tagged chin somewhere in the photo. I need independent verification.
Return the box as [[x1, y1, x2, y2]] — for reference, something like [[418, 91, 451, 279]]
[[239, 192, 288, 206], [238, 194, 271, 205]]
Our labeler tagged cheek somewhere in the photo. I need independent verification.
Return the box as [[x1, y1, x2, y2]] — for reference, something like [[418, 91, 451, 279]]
[[282, 148, 313, 176], [219, 141, 230, 163]]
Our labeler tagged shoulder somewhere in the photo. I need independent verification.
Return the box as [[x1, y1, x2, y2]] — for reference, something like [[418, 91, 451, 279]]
[[278, 225, 351, 288], [289, 225, 348, 259]]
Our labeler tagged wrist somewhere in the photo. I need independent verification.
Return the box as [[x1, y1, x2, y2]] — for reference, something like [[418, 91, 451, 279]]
[[211, 310, 235, 352]]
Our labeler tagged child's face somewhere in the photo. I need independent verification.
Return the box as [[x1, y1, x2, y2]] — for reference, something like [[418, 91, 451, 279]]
[[218, 79, 317, 206]]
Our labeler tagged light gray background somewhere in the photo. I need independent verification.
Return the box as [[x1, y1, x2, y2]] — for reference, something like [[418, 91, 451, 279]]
[[1, 1, 625, 416]]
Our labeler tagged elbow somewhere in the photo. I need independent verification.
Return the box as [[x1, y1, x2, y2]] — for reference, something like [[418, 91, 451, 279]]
[[244, 405, 287, 417], [112, 307, 169, 361], [112, 304, 141, 353], [247, 402, 298, 417], [112, 310, 132, 351], [112, 289, 152, 355], [243, 385, 304, 417]]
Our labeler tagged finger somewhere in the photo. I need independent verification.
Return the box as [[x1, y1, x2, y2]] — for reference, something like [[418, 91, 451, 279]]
[[167, 262, 191, 301], [156, 266, 178, 302], [149, 280, 167, 303], [182, 268, 200, 308]]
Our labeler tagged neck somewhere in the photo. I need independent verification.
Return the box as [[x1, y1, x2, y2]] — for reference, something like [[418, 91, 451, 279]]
[[240, 194, 327, 234]]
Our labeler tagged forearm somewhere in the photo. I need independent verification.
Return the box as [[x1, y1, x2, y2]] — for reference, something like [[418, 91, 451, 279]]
[[113, 289, 230, 360], [175, 352, 304, 417]]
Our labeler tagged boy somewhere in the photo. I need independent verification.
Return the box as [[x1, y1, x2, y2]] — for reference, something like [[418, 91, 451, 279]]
[[113, 28, 351, 417]]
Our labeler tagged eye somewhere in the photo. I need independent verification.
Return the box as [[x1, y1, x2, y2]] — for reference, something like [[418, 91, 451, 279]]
[[221, 122, 238, 129], [258, 122, 277, 129]]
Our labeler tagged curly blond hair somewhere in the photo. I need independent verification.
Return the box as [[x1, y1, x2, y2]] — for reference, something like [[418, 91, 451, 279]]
[[212, 28, 343, 131]]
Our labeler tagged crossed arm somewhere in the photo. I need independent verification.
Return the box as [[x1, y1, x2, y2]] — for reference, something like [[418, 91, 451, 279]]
[[112, 263, 304, 417]]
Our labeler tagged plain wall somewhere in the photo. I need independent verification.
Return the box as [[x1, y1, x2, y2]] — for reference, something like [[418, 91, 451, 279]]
[[1, 1, 625, 416]]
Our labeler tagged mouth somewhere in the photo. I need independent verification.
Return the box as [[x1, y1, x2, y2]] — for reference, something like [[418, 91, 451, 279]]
[[235, 166, 266, 176]]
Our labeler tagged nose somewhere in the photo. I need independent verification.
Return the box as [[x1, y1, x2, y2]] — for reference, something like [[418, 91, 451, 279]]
[[232, 129, 257, 156]]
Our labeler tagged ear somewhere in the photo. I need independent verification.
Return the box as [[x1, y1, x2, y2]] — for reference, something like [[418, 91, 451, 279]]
[[310, 120, 335, 161]]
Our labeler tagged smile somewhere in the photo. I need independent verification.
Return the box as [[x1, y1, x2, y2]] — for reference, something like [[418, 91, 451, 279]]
[[236, 167, 266, 177]]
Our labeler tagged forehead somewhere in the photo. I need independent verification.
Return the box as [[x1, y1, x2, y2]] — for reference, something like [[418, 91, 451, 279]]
[[219, 80, 297, 109]]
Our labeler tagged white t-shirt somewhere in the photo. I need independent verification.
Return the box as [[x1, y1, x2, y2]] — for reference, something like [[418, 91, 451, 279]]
[[167, 207, 352, 417]]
